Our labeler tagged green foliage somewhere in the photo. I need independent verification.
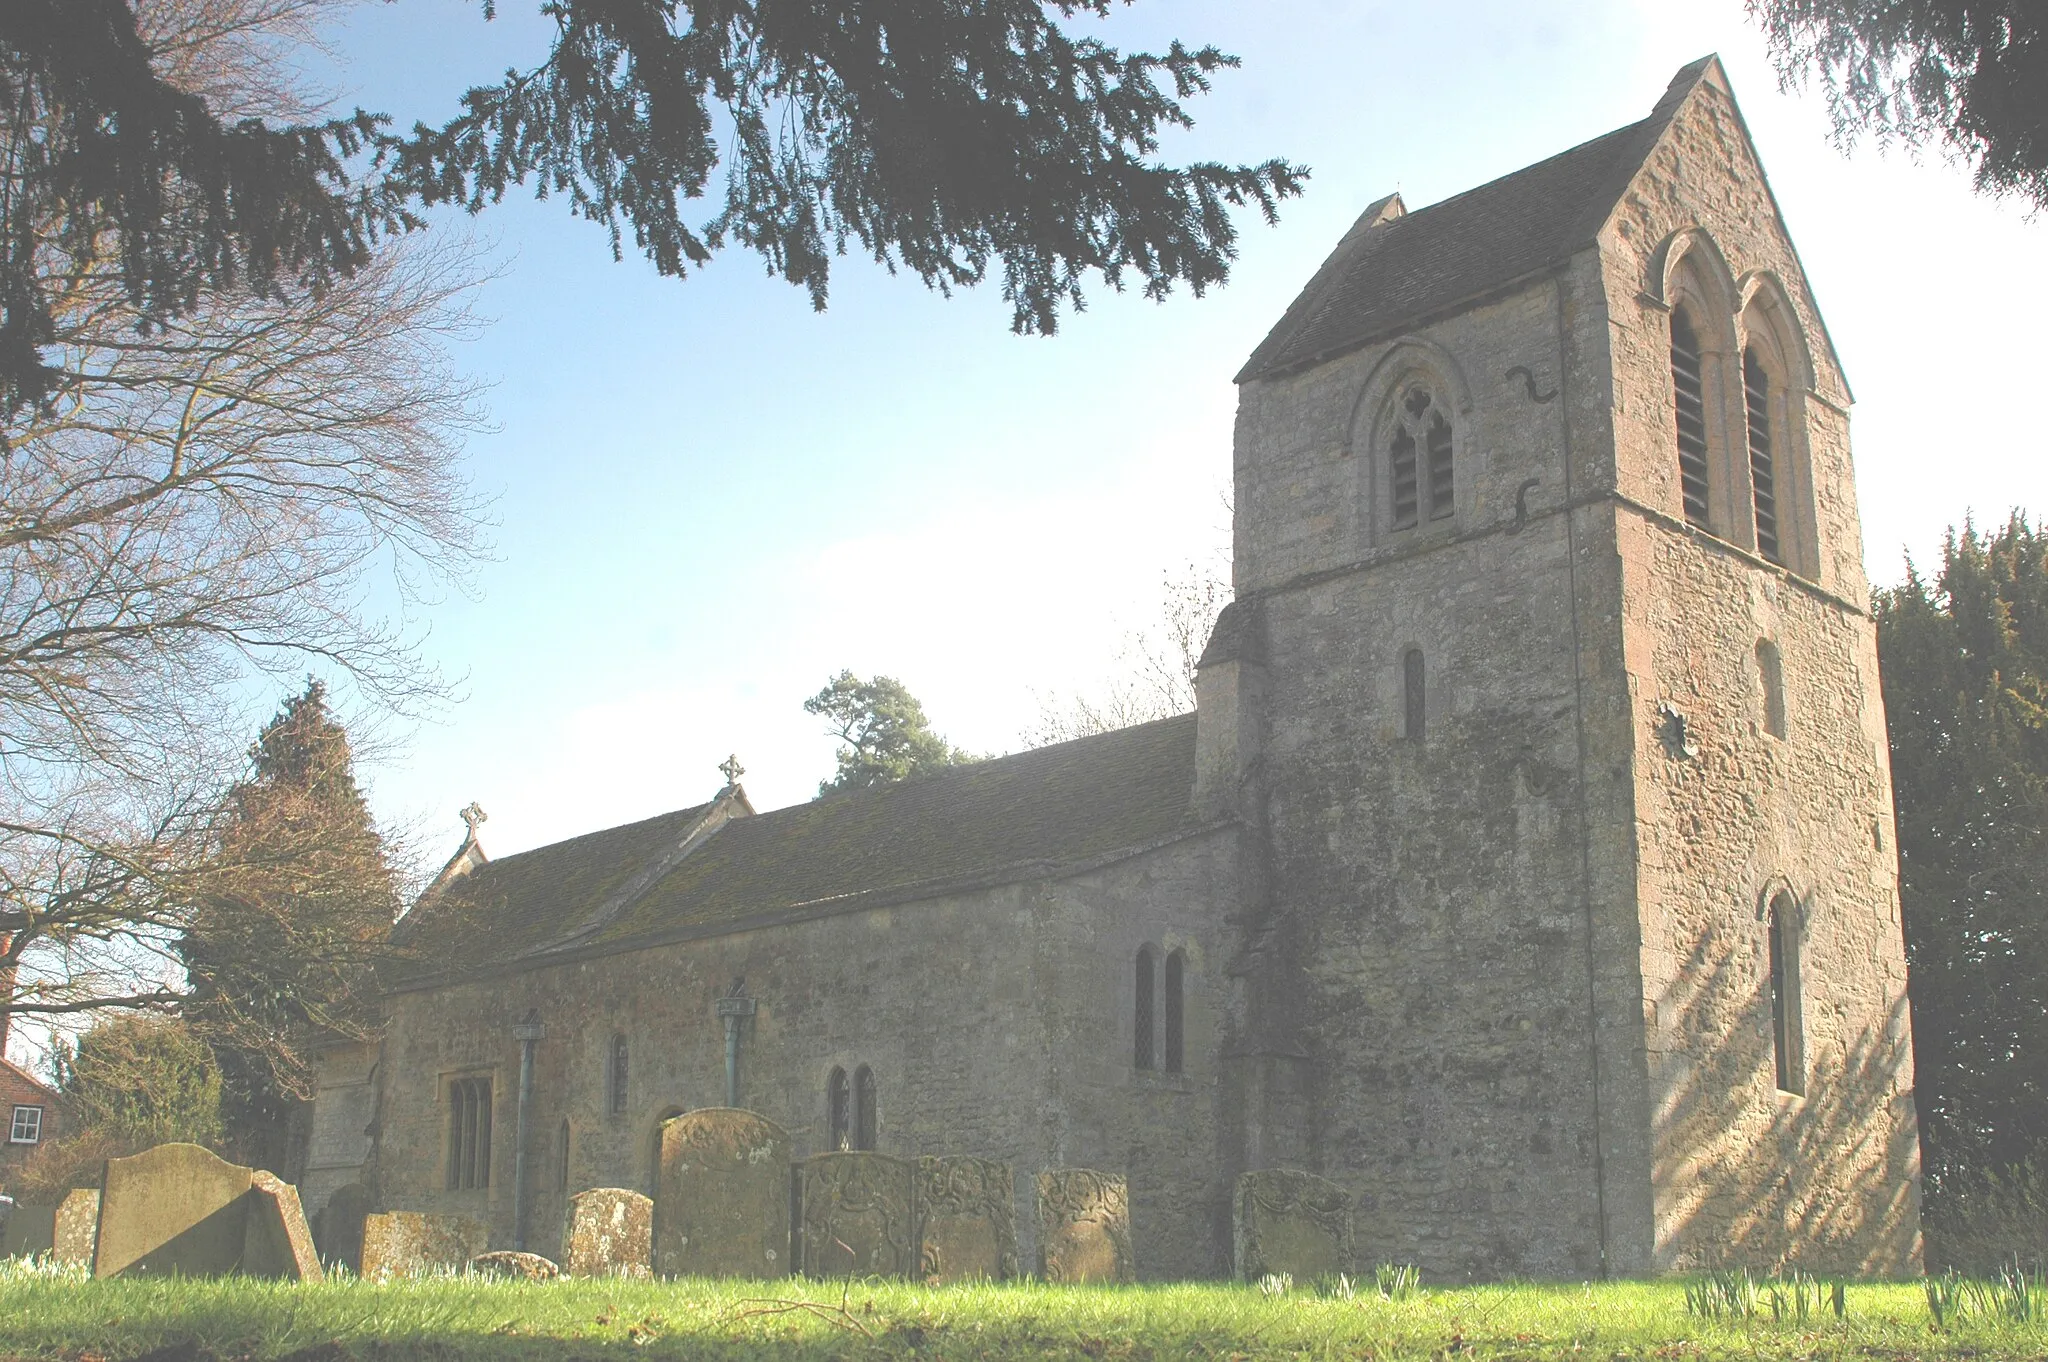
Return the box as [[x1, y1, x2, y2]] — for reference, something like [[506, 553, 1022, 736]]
[[1684, 1269, 1759, 1321], [1874, 517, 2048, 1202], [1374, 1261, 1421, 1301], [179, 680, 398, 1174], [1, 0, 1303, 420], [52, 1013, 222, 1148], [1751, 0, 2048, 210], [806, 671, 972, 796], [1925, 1259, 2044, 1328]]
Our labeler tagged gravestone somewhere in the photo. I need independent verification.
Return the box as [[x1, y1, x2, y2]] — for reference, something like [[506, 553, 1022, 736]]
[[916, 1156, 1017, 1283], [469, 1250, 559, 1280], [563, 1187, 652, 1278], [654, 1108, 789, 1278], [55, 1188, 102, 1266], [243, 1173, 323, 1282], [1036, 1169, 1134, 1284], [358, 1210, 490, 1280], [797, 1152, 917, 1278], [1233, 1169, 1352, 1282], [312, 1182, 371, 1271], [0, 1199, 54, 1259]]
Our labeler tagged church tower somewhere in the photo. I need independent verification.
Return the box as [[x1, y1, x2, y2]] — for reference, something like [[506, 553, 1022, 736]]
[[1213, 57, 1919, 1276]]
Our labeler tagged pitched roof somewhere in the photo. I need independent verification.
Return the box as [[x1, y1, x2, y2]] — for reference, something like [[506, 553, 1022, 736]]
[[398, 713, 1204, 983], [0, 1054, 58, 1099], [1237, 57, 1718, 384]]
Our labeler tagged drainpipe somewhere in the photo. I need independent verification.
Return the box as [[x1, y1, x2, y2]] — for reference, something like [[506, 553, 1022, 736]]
[[716, 980, 756, 1108], [510, 1011, 546, 1251]]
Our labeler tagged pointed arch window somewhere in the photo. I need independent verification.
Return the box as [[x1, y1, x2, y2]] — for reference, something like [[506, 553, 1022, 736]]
[[608, 1034, 629, 1116], [445, 1076, 492, 1190], [852, 1064, 877, 1151], [1768, 892, 1805, 1096], [1164, 949, 1185, 1075], [827, 1066, 850, 1150], [1743, 347, 1782, 564], [1134, 946, 1157, 1070], [1670, 308, 1712, 527], [1389, 385, 1454, 530]]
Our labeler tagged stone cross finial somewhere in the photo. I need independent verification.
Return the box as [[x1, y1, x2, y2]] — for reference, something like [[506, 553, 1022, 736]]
[[718, 754, 745, 786], [460, 801, 487, 835]]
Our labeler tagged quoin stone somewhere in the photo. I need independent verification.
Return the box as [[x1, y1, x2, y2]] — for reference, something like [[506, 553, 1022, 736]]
[[654, 1109, 789, 1278], [1037, 1169, 1134, 1284], [1234, 1170, 1352, 1282]]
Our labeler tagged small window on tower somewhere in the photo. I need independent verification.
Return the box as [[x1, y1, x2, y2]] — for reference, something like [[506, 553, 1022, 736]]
[[1757, 640, 1787, 739], [1134, 946, 1157, 1070], [1404, 648, 1426, 742], [827, 1066, 850, 1150], [1671, 308, 1711, 528], [1744, 347, 1782, 564], [1768, 892, 1806, 1096], [1389, 385, 1453, 530]]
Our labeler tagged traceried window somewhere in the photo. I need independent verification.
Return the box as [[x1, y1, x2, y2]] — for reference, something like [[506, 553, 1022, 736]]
[[9, 1104, 41, 1144], [445, 1076, 492, 1190], [827, 1066, 850, 1150], [608, 1034, 629, 1116], [1670, 308, 1711, 527], [1389, 385, 1454, 530], [1134, 945, 1157, 1070], [852, 1065, 877, 1151], [1164, 949, 1185, 1075], [1743, 347, 1782, 564], [1768, 892, 1806, 1096], [1404, 648, 1426, 742]]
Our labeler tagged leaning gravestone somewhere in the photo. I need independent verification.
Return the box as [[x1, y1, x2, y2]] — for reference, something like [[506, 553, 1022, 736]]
[[358, 1210, 490, 1280], [92, 1143, 319, 1280], [243, 1173, 324, 1282], [796, 1152, 917, 1278], [563, 1187, 652, 1278], [654, 1109, 789, 1278], [1036, 1169, 1134, 1284], [1233, 1169, 1352, 1282], [916, 1156, 1017, 1283]]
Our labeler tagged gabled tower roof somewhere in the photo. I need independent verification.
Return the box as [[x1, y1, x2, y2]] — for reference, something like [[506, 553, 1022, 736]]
[[1238, 57, 1723, 383]]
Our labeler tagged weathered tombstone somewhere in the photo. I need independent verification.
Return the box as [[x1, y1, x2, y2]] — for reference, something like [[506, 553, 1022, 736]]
[[1036, 1169, 1134, 1284], [1233, 1169, 1352, 1282], [54, 1188, 101, 1266], [243, 1173, 324, 1282], [312, 1182, 371, 1272], [916, 1156, 1017, 1283], [358, 1210, 490, 1281], [653, 1108, 789, 1278], [93, 1143, 256, 1278], [562, 1187, 652, 1278], [469, 1250, 559, 1280], [796, 1152, 917, 1278]]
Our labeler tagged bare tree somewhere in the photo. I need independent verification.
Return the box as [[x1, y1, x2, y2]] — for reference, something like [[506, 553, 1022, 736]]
[[0, 0, 486, 1051]]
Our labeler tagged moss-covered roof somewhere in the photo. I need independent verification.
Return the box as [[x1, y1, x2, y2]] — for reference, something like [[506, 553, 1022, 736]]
[[396, 713, 1202, 984]]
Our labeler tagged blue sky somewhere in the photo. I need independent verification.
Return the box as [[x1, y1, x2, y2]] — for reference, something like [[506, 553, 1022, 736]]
[[310, 0, 2048, 865]]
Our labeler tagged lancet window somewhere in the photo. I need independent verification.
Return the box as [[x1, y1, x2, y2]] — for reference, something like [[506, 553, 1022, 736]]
[[1670, 307, 1712, 528], [827, 1066, 850, 1149], [1164, 949, 1185, 1075], [1135, 945, 1157, 1070], [445, 1076, 492, 1190], [852, 1065, 877, 1151], [1744, 347, 1782, 564], [1389, 385, 1454, 530], [608, 1034, 629, 1116], [1768, 892, 1805, 1096]]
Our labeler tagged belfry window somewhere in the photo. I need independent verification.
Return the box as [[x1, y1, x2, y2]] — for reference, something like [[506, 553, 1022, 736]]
[[1768, 892, 1805, 1096], [852, 1064, 877, 1151], [608, 1034, 629, 1116], [445, 1076, 492, 1190], [1744, 348, 1782, 563], [1134, 946, 1157, 1070], [1389, 385, 1453, 530], [1671, 308, 1711, 527], [1164, 949, 1185, 1075], [827, 1066, 850, 1149]]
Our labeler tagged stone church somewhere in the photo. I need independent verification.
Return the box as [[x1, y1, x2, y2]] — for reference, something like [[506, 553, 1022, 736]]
[[307, 57, 1921, 1280]]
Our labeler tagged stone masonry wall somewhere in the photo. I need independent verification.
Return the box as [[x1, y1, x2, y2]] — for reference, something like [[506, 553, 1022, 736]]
[[1598, 71, 1920, 1273], [365, 829, 1236, 1278]]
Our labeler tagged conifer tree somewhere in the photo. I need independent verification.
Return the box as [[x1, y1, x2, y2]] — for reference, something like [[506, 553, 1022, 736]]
[[806, 671, 971, 795], [178, 680, 396, 1175], [1875, 516, 2048, 1199]]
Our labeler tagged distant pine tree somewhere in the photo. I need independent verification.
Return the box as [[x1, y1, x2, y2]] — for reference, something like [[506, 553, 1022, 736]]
[[806, 672, 972, 796], [179, 680, 396, 1177], [1876, 516, 2048, 1201]]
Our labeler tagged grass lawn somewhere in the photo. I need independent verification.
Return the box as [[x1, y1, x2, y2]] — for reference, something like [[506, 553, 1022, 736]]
[[2, 1261, 2044, 1362]]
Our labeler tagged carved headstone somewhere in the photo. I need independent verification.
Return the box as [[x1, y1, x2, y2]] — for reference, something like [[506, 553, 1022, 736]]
[[916, 1156, 1017, 1283], [563, 1187, 652, 1278], [1233, 1169, 1352, 1282], [469, 1250, 560, 1280], [93, 1143, 256, 1278], [1036, 1169, 1133, 1284], [312, 1182, 371, 1271], [243, 1173, 324, 1282], [653, 1108, 789, 1278], [54, 1188, 102, 1266], [358, 1210, 490, 1281], [797, 1152, 917, 1278]]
